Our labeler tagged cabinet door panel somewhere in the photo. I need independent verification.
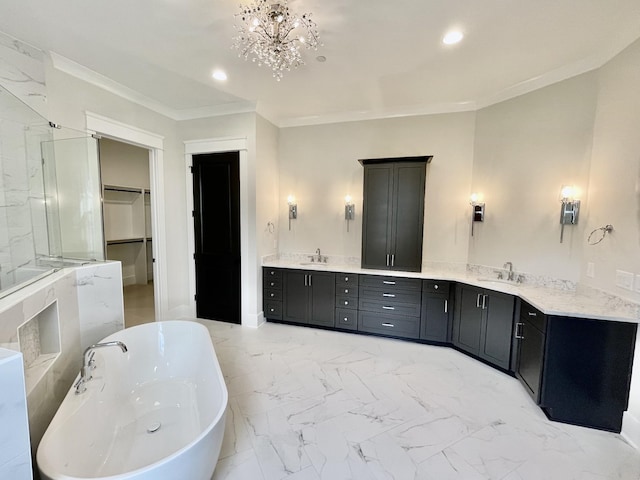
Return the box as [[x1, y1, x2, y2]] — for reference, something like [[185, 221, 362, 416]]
[[308, 272, 336, 327], [454, 286, 483, 355], [283, 271, 309, 324], [361, 165, 394, 269], [421, 294, 449, 342], [516, 321, 545, 403], [390, 163, 425, 272], [480, 292, 515, 370]]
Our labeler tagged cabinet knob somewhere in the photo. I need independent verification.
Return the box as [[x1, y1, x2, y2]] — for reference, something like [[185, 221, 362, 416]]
[[343, 317, 348, 322], [270, 293, 274, 297], [270, 282, 275, 287], [344, 301, 349, 305], [344, 289, 349, 294], [434, 284, 439, 290], [270, 308, 274, 312], [344, 276, 349, 282]]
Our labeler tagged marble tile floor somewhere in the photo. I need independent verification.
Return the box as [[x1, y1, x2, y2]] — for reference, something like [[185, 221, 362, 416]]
[[198, 320, 640, 480], [123, 282, 155, 328]]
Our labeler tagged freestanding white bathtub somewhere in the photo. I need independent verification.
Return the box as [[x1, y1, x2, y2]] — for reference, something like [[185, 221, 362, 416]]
[[37, 320, 228, 480]]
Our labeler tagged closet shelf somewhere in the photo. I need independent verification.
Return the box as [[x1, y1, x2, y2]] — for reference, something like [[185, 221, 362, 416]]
[[106, 238, 145, 245]]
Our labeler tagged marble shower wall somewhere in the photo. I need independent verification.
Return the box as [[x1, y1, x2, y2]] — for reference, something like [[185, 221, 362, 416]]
[[0, 31, 51, 291], [0, 261, 124, 465]]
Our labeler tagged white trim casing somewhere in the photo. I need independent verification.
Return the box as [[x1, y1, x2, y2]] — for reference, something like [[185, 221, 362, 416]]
[[86, 111, 169, 321], [185, 137, 261, 328]]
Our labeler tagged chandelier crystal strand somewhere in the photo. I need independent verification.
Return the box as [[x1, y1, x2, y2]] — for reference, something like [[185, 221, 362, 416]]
[[232, 0, 320, 81]]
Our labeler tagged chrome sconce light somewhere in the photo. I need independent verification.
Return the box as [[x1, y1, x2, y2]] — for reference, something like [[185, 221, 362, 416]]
[[469, 193, 485, 236], [287, 195, 297, 230], [559, 185, 580, 243], [344, 195, 354, 232]]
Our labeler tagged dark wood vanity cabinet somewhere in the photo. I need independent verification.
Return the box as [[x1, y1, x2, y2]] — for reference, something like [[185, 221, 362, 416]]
[[357, 275, 422, 339], [420, 280, 452, 342], [452, 284, 515, 370], [263, 268, 283, 320], [335, 273, 359, 330], [515, 301, 546, 403], [282, 270, 336, 327], [360, 157, 430, 272]]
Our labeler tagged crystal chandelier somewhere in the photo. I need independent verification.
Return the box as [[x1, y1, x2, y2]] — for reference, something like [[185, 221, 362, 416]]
[[232, 0, 320, 81]]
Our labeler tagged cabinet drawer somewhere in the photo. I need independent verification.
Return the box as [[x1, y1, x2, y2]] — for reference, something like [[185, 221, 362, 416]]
[[360, 275, 421, 291], [358, 298, 421, 317], [263, 277, 282, 290], [422, 280, 450, 295], [336, 273, 359, 286], [520, 302, 546, 332], [336, 296, 358, 310], [264, 301, 282, 320], [359, 286, 421, 305], [263, 268, 282, 280], [337, 285, 358, 297], [264, 289, 282, 301], [358, 311, 420, 339], [335, 308, 357, 330]]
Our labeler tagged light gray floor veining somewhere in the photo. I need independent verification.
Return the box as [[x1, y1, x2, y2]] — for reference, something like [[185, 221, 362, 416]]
[[198, 320, 640, 480]]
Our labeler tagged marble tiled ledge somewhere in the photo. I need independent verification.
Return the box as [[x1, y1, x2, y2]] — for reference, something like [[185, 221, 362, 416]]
[[262, 256, 640, 324]]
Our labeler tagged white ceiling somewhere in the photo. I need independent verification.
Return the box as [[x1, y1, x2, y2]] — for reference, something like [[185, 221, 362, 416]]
[[1, 0, 639, 127]]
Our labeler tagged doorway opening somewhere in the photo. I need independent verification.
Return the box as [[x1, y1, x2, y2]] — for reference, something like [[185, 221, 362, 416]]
[[192, 151, 241, 323], [99, 138, 155, 327]]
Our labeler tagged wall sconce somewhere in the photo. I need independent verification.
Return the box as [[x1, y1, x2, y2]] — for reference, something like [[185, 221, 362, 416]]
[[287, 195, 297, 230], [344, 195, 354, 232], [559, 185, 580, 243], [469, 193, 485, 237]]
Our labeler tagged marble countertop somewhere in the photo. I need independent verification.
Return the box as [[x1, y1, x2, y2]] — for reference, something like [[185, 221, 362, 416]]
[[263, 257, 640, 324]]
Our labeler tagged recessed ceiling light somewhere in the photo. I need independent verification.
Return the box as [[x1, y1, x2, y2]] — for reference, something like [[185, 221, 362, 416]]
[[442, 30, 464, 45], [212, 69, 227, 81]]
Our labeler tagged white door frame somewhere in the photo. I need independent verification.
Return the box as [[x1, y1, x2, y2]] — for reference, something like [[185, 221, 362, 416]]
[[185, 137, 260, 327], [86, 111, 168, 320]]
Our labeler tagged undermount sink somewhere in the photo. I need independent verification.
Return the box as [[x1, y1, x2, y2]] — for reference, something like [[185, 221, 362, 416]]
[[299, 262, 329, 267]]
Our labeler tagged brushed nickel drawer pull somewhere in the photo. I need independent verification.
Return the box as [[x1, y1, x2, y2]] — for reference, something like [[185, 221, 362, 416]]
[[444, 299, 448, 313], [383, 293, 395, 297], [382, 322, 395, 327], [383, 281, 396, 285], [382, 306, 395, 310], [528, 312, 537, 316]]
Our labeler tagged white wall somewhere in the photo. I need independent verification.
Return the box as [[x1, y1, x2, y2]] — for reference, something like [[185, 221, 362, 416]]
[[582, 38, 640, 449], [469, 73, 598, 281], [277, 113, 476, 265], [99, 138, 150, 189]]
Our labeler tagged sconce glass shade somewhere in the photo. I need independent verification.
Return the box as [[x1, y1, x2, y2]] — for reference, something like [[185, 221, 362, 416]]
[[287, 195, 297, 230], [560, 185, 575, 201], [344, 195, 354, 231]]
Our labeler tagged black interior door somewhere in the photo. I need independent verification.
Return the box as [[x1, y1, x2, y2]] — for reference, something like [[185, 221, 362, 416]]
[[192, 152, 240, 323]]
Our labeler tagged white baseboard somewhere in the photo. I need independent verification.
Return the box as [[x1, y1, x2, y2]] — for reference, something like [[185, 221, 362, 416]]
[[622, 411, 640, 451]]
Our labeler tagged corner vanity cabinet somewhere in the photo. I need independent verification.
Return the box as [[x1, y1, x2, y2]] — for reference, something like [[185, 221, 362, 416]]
[[515, 300, 637, 432], [360, 156, 431, 272], [420, 281, 452, 342], [452, 284, 515, 370]]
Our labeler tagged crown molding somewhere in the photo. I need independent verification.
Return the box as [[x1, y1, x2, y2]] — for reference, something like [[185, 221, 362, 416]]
[[49, 52, 257, 121]]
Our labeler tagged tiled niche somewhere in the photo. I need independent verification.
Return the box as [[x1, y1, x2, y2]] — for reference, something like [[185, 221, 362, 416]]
[[17, 300, 60, 395]]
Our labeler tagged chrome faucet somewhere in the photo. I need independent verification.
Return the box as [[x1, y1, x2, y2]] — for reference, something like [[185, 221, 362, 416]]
[[504, 261, 514, 281], [316, 248, 322, 262], [75, 341, 128, 394]]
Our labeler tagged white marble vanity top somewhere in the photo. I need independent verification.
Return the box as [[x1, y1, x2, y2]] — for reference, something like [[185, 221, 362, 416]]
[[263, 257, 640, 324]]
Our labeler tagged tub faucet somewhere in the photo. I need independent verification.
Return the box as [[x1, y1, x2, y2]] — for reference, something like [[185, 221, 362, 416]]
[[75, 341, 128, 394], [504, 261, 514, 281]]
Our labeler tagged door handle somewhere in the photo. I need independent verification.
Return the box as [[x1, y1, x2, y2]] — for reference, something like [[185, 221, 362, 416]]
[[476, 293, 482, 308], [482, 294, 487, 310], [386, 254, 390, 266], [308, 274, 312, 287], [444, 299, 448, 313], [304, 274, 308, 287], [391, 254, 395, 267], [515, 322, 525, 339]]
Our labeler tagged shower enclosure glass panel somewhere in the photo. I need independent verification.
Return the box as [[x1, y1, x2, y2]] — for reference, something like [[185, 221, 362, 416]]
[[0, 85, 104, 299]]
